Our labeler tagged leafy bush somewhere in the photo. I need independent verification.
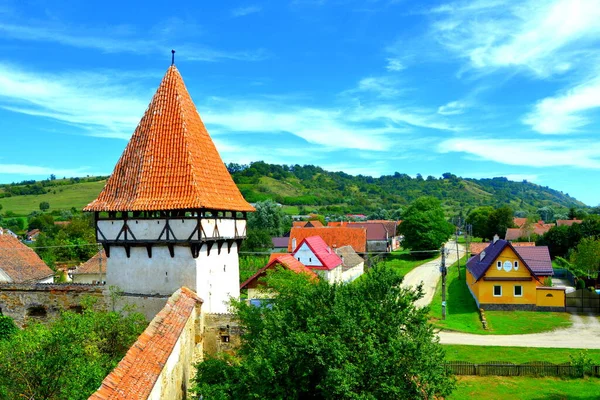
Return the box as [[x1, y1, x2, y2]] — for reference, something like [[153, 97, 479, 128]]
[[0, 316, 17, 341]]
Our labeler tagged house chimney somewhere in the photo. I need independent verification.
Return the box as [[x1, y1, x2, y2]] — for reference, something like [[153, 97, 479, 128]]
[[292, 238, 297, 252], [493, 234, 499, 244]]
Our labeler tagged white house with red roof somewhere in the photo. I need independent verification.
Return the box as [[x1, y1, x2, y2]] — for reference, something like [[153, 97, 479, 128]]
[[293, 236, 345, 283]]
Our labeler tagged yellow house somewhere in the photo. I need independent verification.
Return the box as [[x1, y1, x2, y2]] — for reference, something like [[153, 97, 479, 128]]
[[465, 238, 565, 311]]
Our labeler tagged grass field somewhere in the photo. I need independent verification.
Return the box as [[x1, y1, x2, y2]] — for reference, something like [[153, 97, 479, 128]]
[[380, 249, 437, 279], [430, 258, 572, 334], [450, 376, 600, 399], [0, 181, 106, 216], [443, 345, 600, 364]]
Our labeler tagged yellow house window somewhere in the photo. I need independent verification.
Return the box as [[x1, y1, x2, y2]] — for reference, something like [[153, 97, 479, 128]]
[[514, 285, 523, 297], [493, 285, 502, 297], [496, 261, 502, 270], [514, 261, 519, 270]]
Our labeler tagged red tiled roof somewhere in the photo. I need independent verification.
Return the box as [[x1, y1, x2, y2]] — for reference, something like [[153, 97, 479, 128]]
[[511, 242, 536, 247], [505, 228, 523, 241], [288, 227, 367, 253], [84, 66, 253, 213], [469, 242, 489, 255], [90, 287, 201, 400], [0, 233, 54, 282], [293, 220, 324, 228], [513, 217, 527, 228], [348, 222, 388, 241], [295, 236, 342, 270], [240, 254, 318, 289], [367, 220, 398, 236], [327, 221, 348, 227], [556, 219, 583, 227], [72, 250, 106, 275]]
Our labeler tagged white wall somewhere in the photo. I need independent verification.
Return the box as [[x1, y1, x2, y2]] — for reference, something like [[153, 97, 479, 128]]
[[195, 242, 240, 314], [342, 263, 364, 283], [294, 243, 323, 267], [72, 274, 102, 284], [107, 246, 197, 296]]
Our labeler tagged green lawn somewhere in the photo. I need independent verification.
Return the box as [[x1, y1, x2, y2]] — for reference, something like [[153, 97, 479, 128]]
[[0, 181, 106, 216], [443, 345, 600, 364], [451, 376, 600, 399], [381, 249, 437, 279], [430, 258, 572, 334]]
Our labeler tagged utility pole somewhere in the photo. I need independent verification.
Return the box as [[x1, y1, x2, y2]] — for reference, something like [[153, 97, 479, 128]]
[[441, 245, 447, 320], [455, 229, 461, 279]]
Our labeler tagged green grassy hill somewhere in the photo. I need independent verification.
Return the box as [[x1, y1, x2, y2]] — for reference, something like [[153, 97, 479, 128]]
[[0, 162, 587, 218]]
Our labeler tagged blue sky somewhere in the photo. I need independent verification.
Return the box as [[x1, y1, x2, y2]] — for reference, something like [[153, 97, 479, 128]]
[[0, 0, 599, 206]]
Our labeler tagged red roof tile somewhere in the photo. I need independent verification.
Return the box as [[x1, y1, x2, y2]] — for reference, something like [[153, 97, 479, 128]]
[[288, 227, 367, 253], [513, 217, 527, 228], [0, 233, 54, 282], [469, 242, 489, 255], [72, 250, 106, 275], [556, 219, 583, 227], [89, 287, 201, 400], [84, 66, 254, 213], [513, 246, 553, 276], [240, 254, 318, 289], [367, 220, 398, 236], [295, 236, 342, 270], [348, 222, 388, 241]]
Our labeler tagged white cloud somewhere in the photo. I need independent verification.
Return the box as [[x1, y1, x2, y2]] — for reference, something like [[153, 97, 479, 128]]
[[385, 58, 405, 71], [430, 0, 600, 77], [354, 76, 401, 97], [0, 21, 267, 62], [231, 6, 262, 17], [523, 74, 600, 133], [437, 100, 467, 115], [0, 163, 106, 177], [203, 99, 457, 152], [0, 63, 147, 139], [439, 137, 600, 168]]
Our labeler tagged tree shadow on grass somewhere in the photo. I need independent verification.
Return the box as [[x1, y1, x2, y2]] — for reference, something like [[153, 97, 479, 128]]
[[446, 275, 479, 316]]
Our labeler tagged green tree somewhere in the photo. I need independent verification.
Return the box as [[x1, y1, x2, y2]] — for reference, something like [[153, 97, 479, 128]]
[[0, 303, 146, 399], [570, 238, 600, 278], [488, 206, 514, 239], [247, 200, 290, 237], [399, 197, 454, 252], [0, 316, 17, 341], [537, 225, 571, 258], [39, 201, 50, 212], [466, 206, 494, 240], [192, 267, 455, 399]]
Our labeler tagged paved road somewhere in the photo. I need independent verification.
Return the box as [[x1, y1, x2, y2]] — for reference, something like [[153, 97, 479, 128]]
[[401, 240, 465, 308], [438, 314, 600, 349]]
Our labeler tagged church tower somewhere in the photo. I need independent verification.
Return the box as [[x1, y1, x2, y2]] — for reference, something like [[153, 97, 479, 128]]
[[84, 63, 254, 313]]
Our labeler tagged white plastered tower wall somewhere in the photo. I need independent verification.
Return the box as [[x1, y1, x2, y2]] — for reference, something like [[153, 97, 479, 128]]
[[195, 242, 240, 314]]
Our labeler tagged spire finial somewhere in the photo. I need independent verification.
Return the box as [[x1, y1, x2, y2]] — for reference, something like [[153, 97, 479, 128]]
[[171, 49, 176, 66]]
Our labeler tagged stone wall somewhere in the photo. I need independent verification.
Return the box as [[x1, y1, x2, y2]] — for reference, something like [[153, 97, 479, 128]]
[[0, 283, 104, 326], [202, 313, 242, 356], [479, 303, 565, 312]]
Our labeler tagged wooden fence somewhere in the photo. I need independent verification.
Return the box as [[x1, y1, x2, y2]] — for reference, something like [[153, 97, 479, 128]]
[[445, 361, 600, 378]]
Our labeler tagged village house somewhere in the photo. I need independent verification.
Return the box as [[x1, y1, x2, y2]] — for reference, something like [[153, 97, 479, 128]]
[[334, 245, 365, 282], [292, 236, 344, 283], [71, 250, 106, 284], [347, 222, 390, 252], [0, 230, 54, 283], [556, 219, 583, 227], [465, 236, 564, 311], [289, 226, 367, 253], [240, 253, 318, 304], [505, 220, 554, 241]]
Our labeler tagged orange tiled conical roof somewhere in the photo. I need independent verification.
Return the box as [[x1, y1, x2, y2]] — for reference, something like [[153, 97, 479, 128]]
[[84, 65, 254, 212]]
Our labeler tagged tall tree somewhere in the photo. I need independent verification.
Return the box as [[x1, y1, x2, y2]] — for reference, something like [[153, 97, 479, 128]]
[[399, 197, 454, 252], [570, 238, 600, 278], [466, 206, 494, 240], [488, 206, 514, 239], [192, 267, 456, 399]]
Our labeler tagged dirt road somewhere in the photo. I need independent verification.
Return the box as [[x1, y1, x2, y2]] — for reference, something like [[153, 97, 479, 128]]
[[438, 314, 600, 349], [401, 240, 465, 308]]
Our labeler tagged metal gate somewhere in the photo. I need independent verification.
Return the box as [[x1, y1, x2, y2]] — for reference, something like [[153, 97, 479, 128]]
[[566, 289, 600, 314]]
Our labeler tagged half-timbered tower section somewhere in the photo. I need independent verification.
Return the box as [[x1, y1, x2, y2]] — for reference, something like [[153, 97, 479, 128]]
[[84, 64, 254, 313]]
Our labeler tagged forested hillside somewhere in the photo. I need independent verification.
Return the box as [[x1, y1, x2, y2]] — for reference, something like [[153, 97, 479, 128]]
[[228, 162, 586, 216], [0, 162, 587, 219]]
